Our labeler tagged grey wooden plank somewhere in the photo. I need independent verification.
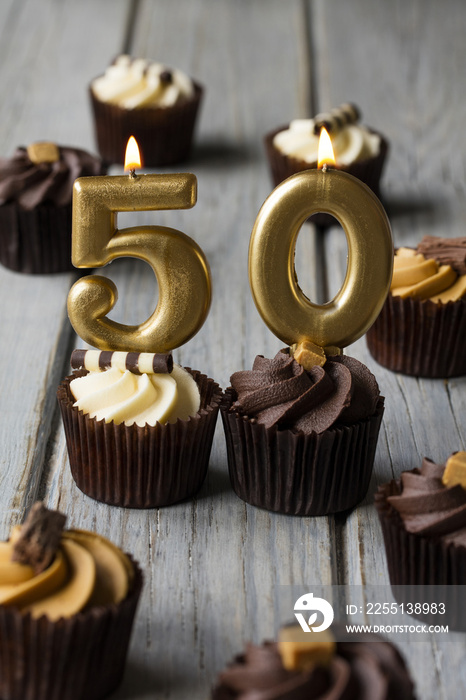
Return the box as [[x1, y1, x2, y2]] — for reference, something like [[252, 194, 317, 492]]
[[0, 0, 132, 152], [309, 0, 466, 696], [311, 0, 466, 188], [0, 0, 132, 536]]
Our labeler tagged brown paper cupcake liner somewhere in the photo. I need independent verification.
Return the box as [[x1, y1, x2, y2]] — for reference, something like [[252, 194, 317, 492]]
[[0, 202, 75, 274], [0, 557, 142, 700], [220, 391, 384, 516], [375, 478, 466, 630], [57, 369, 222, 508], [375, 479, 466, 586], [366, 294, 466, 378], [264, 126, 389, 228], [90, 83, 203, 166]]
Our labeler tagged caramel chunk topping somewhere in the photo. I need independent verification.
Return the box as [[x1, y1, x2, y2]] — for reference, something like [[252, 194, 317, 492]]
[[442, 452, 466, 490], [293, 340, 326, 369], [277, 625, 336, 671], [26, 142, 60, 164], [324, 345, 342, 356]]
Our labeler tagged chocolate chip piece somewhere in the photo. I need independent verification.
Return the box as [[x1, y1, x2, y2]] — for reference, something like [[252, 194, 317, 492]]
[[11, 503, 66, 574], [160, 70, 173, 85]]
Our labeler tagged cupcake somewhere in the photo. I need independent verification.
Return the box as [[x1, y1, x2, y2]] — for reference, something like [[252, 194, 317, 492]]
[[0, 142, 105, 274], [366, 237, 466, 377], [90, 55, 203, 166], [222, 157, 392, 515], [212, 623, 416, 699], [265, 103, 389, 226], [375, 452, 466, 587], [57, 350, 222, 508], [0, 502, 142, 700], [221, 348, 384, 516]]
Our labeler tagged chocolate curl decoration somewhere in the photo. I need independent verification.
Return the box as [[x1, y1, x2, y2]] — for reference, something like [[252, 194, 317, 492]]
[[313, 103, 361, 134], [11, 503, 66, 574], [417, 236, 466, 276], [71, 349, 173, 375]]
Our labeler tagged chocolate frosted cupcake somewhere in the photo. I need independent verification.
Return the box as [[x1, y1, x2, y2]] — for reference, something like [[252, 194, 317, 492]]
[[367, 237, 466, 377], [0, 502, 142, 700], [0, 142, 105, 274], [90, 55, 203, 165], [223, 159, 392, 516], [265, 104, 389, 226], [221, 349, 384, 515], [375, 452, 466, 587], [57, 350, 222, 508], [212, 623, 415, 699]]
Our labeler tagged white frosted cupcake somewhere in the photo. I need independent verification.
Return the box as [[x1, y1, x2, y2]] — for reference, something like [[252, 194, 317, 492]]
[[57, 350, 222, 508], [90, 55, 203, 165], [264, 104, 389, 225]]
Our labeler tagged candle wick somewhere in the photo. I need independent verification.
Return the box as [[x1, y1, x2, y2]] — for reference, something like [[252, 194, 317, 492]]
[[322, 163, 328, 173], [129, 168, 136, 179]]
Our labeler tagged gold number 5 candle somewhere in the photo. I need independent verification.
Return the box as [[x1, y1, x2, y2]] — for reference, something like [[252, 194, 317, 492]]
[[249, 128, 393, 351], [68, 137, 211, 352]]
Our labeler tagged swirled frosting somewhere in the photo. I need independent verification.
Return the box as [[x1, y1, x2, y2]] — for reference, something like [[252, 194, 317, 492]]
[[70, 364, 201, 427], [387, 457, 466, 546], [391, 246, 466, 302], [0, 525, 133, 621], [230, 351, 379, 434], [91, 55, 195, 109], [0, 146, 104, 210], [212, 632, 415, 700], [273, 119, 380, 165]]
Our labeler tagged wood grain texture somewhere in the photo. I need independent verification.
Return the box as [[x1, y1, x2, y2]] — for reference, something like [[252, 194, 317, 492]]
[[0, 0, 464, 698], [311, 0, 466, 696], [0, 0, 132, 537], [311, 0, 466, 188]]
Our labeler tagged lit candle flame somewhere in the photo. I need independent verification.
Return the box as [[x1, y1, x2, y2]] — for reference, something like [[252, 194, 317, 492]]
[[317, 127, 335, 169], [124, 136, 141, 172]]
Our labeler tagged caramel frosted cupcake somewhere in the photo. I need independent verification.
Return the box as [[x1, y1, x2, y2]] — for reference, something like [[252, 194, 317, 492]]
[[212, 623, 415, 700], [0, 502, 142, 700], [367, 237, 466, 377], [265, 104, 389, 226], [375, 452, 466, 587], [221, 349, 384, 516], [90, 55, 203, 165], [57, 349, 222, 508], [0, 143, 105, 274]]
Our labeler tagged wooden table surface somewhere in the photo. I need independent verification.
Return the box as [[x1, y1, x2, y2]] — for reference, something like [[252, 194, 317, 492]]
[[1, 0, 465, 698]]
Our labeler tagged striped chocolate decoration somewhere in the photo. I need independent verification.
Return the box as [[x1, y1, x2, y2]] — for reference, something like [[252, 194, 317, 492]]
[[70, 349, 173, 374], [313, 103, 361, 134]]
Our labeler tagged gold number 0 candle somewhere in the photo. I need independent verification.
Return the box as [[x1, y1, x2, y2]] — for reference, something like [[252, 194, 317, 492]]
[[68, 137, 211, 352], [249, 129, 393, 351]]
